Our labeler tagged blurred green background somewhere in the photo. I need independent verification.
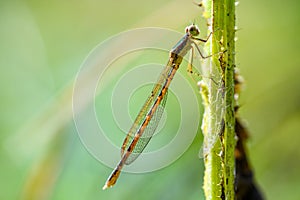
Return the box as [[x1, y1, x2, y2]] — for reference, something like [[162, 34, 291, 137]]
[[1, 0, 300, 199]]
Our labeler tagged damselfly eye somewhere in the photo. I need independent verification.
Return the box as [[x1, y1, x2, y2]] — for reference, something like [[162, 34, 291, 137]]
[[186, 24, 200, 36], [190, 27, 196, 32]]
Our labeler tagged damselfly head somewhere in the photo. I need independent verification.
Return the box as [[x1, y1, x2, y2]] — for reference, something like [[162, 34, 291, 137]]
[[185, 24, 200, 36]]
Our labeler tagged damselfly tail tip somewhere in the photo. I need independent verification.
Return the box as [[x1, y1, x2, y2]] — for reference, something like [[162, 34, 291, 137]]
[[102, 179, 115, 190], [102, 168, 121, 190], [102, 183, 110, 190]]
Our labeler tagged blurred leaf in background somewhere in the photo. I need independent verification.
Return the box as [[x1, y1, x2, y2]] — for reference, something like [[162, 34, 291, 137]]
[[0, 0, 299, 200]]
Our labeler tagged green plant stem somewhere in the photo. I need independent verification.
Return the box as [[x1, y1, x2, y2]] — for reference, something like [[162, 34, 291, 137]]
[[200, 0, 236, 199]]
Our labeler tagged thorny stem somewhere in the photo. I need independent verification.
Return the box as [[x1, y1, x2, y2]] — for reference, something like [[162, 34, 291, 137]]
[[200, 0, 236, 199]]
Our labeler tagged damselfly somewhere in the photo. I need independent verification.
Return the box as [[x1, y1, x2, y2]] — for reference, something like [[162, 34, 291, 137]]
[[103, 24, 213, 190]]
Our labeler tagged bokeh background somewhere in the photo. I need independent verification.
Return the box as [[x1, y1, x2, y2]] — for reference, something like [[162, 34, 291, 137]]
[[1, 0, 300, 199]]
